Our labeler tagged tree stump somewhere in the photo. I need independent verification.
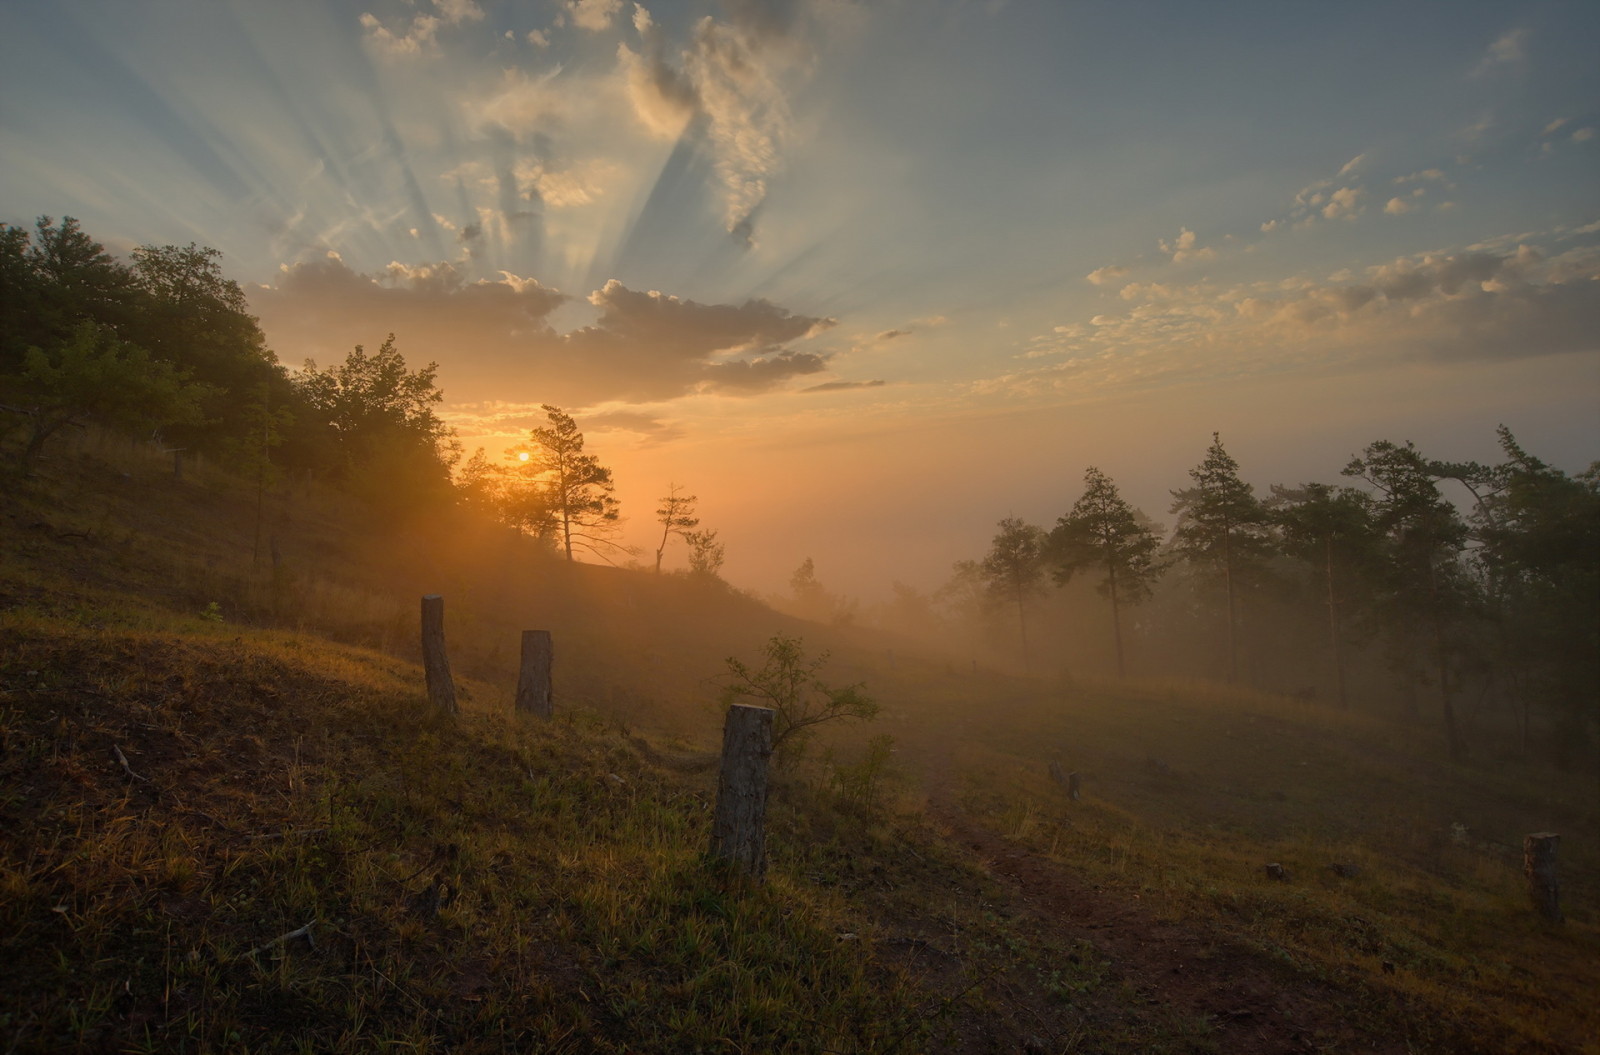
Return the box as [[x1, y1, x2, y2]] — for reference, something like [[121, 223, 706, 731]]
[[1068, 771, 1081, 801], [515, 630, 553, 717], [420, 595, 458, 717], [709, 705, 774, 879], [1524, 832, 1562, 923]]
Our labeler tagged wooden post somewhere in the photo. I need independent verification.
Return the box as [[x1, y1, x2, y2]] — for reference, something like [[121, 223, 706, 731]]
[[1524, 832, 1562, 923], [420, 595, 458, 717], [709, 704, 774, 879], [1068, 771, 1081, 801], [515, 630, 553, 716]]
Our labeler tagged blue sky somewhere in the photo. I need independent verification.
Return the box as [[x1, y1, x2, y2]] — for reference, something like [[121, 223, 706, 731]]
[[3, 0, 1597, 593]]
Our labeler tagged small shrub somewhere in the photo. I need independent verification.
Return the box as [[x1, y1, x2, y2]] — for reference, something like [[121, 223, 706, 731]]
[[720, 635, 878, 766]]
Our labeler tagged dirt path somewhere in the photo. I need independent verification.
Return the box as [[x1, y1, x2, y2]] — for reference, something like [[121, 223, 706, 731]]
[[933, 806, 1408, 1054]]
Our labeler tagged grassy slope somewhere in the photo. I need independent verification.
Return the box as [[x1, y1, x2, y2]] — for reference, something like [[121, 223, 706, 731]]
[[3, 436, 1597, 1053]]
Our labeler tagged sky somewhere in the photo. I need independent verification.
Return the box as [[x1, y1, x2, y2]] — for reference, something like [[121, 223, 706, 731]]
[[3, 0, 1598, 598]]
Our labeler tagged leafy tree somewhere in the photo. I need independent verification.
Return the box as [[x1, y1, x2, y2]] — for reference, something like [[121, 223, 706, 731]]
[[721, 634, 878, 767], [1343, 440, 1473, 759], [1047, 467, 1162, 677], [127, 242, 282, 450], [1475, 427, 1600, 756], [1170, 433, 1271, 683], [979, 517, 1048, 674], [1268, 482, 1381, 708], [295, 334, 458, 502], [518, 404, 621, 562], [685, 528, 727, 579], [2, 217, 135, 377], [654, 483, 700, 572], [3, 321, 204, 469]]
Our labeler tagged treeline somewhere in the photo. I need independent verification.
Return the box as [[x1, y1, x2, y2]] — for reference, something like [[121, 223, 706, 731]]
[[917, 432, 1597, 765], [0, 215, 724, 574]]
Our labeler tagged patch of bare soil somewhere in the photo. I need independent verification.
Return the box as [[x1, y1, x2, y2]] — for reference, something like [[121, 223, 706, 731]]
[[925, 799, 1410, 1055]]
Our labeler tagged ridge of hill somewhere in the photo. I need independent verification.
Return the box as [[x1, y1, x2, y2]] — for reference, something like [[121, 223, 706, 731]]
[[3, 435, 1598, 1053]]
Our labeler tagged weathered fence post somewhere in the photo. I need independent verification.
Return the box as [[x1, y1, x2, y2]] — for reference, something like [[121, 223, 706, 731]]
[[709, 704, 774, 879], [420, 595, 458, 717], [1524, 832, 1562, 923], [1068, 771, 1081, 801], [515, 630, 553, 717]]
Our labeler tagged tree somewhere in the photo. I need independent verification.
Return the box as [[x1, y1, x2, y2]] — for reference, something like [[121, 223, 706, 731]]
[[685, 528, 727, 579], [1047, 467, 1162, 677], [3, 321, 204, 470], [221, 382, 295, 565], [1343, 440, 1473, 760], [721, 635, 878, 767], [521, 404, 620, 562], [654, 483, 700, 572], [979, 517, 1048, 674], [1268, 482, 1381, 708], [295, 334, 458, 502], [1170, 433, 1270, 683], [1474, 427, 1600, 757]]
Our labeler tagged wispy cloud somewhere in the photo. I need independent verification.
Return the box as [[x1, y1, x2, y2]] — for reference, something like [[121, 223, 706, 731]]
[[1472, 27, 1528, 77]]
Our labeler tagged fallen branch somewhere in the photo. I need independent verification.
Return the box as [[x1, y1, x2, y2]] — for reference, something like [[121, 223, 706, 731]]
[[242, 921, 316, 960], [112, 744, 149, 783]]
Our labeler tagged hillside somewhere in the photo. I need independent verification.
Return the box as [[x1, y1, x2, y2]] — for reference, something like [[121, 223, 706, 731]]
[[3, 435, 1597, 1054]]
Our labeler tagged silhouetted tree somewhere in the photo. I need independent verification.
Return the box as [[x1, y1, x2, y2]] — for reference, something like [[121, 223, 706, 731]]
[[4, 321, 203, 469], [654, 483, 700, 573], [295, 334, 458, 505], [1048, 467, 1163, 677], [685, 528, 726, 579], [980, 517, 1048, 674], [1170, 433, 1270, 683], [518, 404, 620, 562], [1269, 482, 1382, 708], [1343, 440, 1473, 760]]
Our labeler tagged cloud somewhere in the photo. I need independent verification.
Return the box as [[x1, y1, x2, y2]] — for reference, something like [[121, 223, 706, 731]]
[[1321, 186, 1364, 220], [802, 379, 887, 393], [250, 258, 837, 406], [527, 29, 550, 48], [1336, 154, 1367, 178], [1159, 227, 1216, 264], [1384, 197, 1412, 215], [567, 0, 623, 32], [1085, 264, 1129, 285], [359, 12, 442, 57], [615, 3, 818, 240], [1573, 127, 1595, 143], [1473, 27, 1528, 76], [432, 0, 484, 25], [996, 240, 1600, 398], [1395, 168, 1447, 185]]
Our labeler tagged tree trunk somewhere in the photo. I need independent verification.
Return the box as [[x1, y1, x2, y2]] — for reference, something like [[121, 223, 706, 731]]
[[709, 705, 774, 879], [1326, 536, 1347, 708], [1107, 561, 1126, 679], [1523, 833, 1563, 923], [1223, 525, 1238, 683], [515, 630, 553, 717], [420, 595, 458, 717]]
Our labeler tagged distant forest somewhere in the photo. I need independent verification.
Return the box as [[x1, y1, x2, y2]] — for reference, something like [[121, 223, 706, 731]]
[[2, 215, 1596, 770]]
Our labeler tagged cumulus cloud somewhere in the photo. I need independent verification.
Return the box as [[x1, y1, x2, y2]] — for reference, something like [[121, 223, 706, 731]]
[[1472, 27, 1528, 76], [1321, 186, 1364, 220], [997, 240, 1600, 398], [615, 3, 817, 241], [1085, 264, 1129, 285], [250, 257, 835, 406], [359, 12, 442, 57], [1159, 227, 1216, 263], [567, 0, 623, 32], [1384, 197, 1412, 215]]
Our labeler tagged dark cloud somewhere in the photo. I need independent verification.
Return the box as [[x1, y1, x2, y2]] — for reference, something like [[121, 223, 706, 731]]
[[249, 256, 835, 406], [802, 379, 887, 393]]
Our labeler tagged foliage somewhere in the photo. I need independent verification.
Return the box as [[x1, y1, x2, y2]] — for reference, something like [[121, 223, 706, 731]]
[[654, 482, 700, 572], [721, 634, 878, 766], [1169, 433, 1271, 682], [295, 334, 459, 505], [1048, 467, 1163, 676], [516, 404, 622, 562], [684, 528, 727, 579], [786, 557, 854, 624], [3, 321, 205, 469], [978, 516, 1048, 672]]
